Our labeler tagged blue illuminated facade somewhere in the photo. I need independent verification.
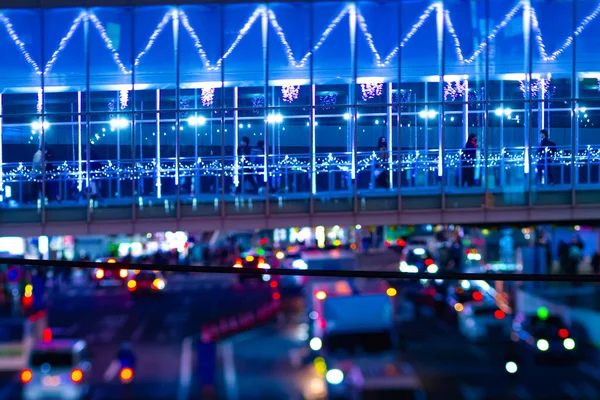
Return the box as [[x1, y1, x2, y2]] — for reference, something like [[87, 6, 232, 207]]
[[0, 0, 599, 233]]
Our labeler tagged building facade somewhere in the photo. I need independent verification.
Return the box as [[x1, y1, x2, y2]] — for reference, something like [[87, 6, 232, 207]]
[[0, 0, 599, 234]]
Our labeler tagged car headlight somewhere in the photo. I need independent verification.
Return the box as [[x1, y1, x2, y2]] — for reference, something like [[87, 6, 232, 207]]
[[427, 264, 439, 273], [325, 369, 344, 385]]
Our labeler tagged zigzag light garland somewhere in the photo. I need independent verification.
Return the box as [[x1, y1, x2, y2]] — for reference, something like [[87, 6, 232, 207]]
[[0, 0, 598, 76]]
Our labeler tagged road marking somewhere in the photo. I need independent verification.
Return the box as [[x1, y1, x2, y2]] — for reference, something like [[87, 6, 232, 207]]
[[221, 340, 239, 400], [132, 320, 148, 342], [578, 362, 600, 383], [560, 382, 580, 399], [459, 384, 484, 400], [177, 336, 194, 400], [467, 344, 487, 361], [103, 359, 120, 382]]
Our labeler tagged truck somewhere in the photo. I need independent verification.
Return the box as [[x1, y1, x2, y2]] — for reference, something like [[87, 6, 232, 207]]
[[313, 291, 425, 399]]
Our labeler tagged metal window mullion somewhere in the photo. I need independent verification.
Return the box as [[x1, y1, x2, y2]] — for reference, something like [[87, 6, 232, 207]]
[[174, 6, 181, 221], [131, 8, 136, 221], [40, 9, 46, 225], [571, 0, 577, 205], [220, 5, 226, 220], [397, 2, 402, 211]]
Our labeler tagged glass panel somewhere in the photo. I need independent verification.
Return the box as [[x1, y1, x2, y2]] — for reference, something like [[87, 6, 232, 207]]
[[0, 115, 44, 223], [179, 109, 222, 217], [223, 4, 266, 216], [267, 108, 311, 214], [531, 0, 573, 102], [88, 7, 133, 112], [133, 7, 176, 95], [400, 102, 442, 209], [313, 2, 351, 104], [574, 101, 600, 204], [356, 106, 398, 212], [314, 106, 354, 212], [400, 0, 439, 101], [135, 111, 177, 219], [444, 103, 486, 208], [531, 104, 572, 205], [0, 9, 42, 222], [87, 113, 134, 221], [486, 0, 530, 207], [44, 114, 89, 222], [225, 110, 266, 216], [179, 5, 222, 92], [575, 0, 600, 204], [355, 1, 399, 106], [487, 101, 528, 206], [43, 8, 86, 115], [268, 3, 310, 108]]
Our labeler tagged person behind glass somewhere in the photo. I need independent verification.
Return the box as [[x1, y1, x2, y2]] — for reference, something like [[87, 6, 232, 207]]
[[375, 136, 390, 189], [83, 145, 101, 200], [537, 129, 556, 185], [32, 146, 59, 202], [254, 140, 270, 193], [236, 136, 257, 194], [461, 133, 477, 187]]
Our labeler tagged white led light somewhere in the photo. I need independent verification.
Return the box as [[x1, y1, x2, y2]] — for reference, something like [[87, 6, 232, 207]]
[[325, 369, 344, 385]]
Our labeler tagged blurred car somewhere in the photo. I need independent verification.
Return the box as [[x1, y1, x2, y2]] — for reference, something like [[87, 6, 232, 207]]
[[22, 339, 91, 400], [399, 247, 438, 274], [458, 302, 511, 342], [447, 281, 485, 309], [126, 270, 167, 294], [93, 258, 131, 287], [233, 254, 271, 283], [511, 313, 578, 361]]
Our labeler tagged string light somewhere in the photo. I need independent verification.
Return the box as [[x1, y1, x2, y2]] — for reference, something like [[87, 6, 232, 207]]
[[5, 147, 589, 186], [444, 80, 468, 101], [36, 89, 43, 114], [281, 85, 299, 103], [119, 89, 129, 110], [201, 87, 215, 107], [2, 1, 597, 77], [360, 82, 383, 101], [519, 73, 552, 99]]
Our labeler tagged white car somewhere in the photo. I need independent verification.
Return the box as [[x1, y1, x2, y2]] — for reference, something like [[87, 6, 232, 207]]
[[22, 339, 91, 400], [458, 302, 511, 342]]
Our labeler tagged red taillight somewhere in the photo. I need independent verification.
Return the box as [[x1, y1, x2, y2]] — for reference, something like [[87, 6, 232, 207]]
[[258, 257, 265, 264], [20, 369, 32, 384], [259, 238, 268, 245], [559, 328, 569, 338], [319, 319, 327, 329], [235, 258, 242, 265], [425, 258, 434, 266], [396, 239, 406, 247], [119, 367, 133, 382], [384, 241, 391, 247], [272, 292, 280, 300], [494, 310, 505, 320], [43, 327, 52, 342], [269, 281, 278, 288], [71, 368, 83, 383], [472, 292, 483, 301]]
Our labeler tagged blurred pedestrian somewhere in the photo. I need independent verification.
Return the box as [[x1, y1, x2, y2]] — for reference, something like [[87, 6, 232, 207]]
[[460, 133, 478, 187]]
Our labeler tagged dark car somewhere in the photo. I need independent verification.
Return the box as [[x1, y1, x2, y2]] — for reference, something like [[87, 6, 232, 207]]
[[234, 254, 272, 284], [127, 271, 166, 294], [512, 314, 578, 362]]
